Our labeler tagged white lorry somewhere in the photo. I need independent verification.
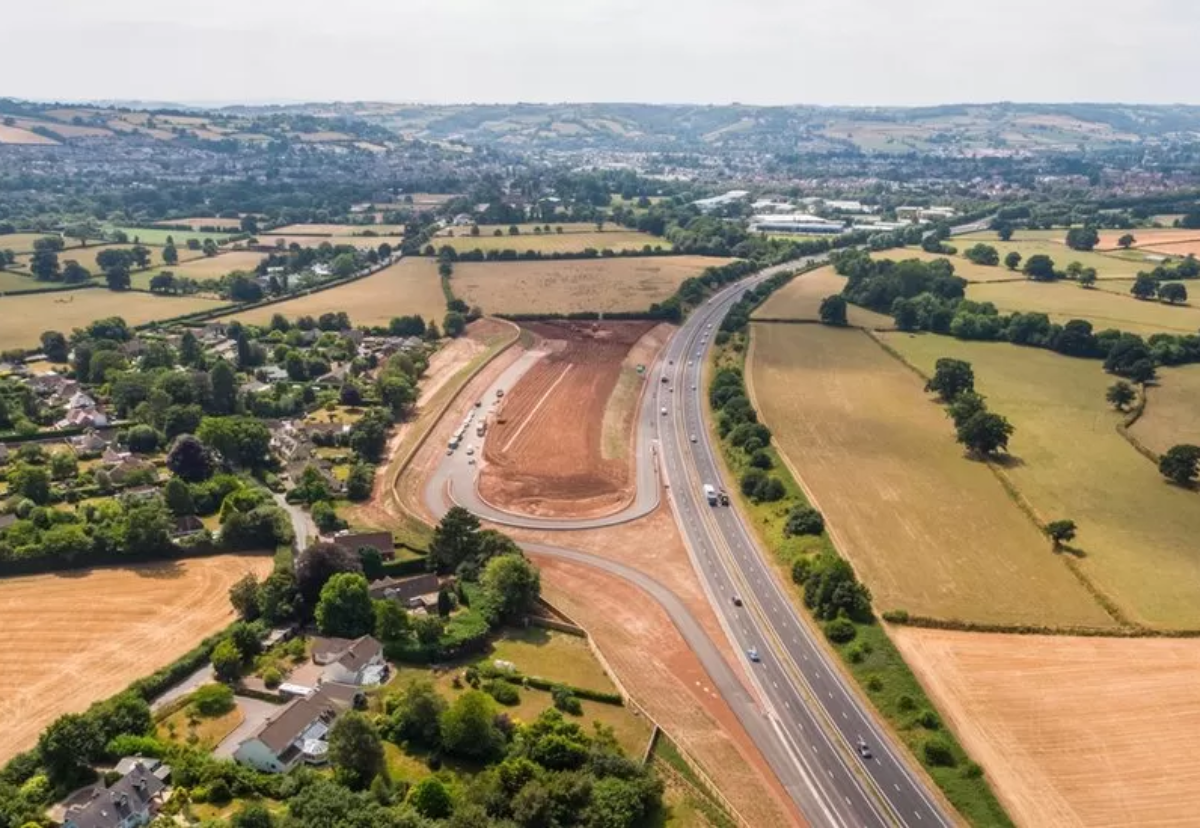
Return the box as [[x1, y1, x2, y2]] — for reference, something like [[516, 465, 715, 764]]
[[703, 483, 718, 505]]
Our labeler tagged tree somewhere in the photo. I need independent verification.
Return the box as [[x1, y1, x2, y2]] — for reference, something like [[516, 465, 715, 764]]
[[316, 573, 375, 638], [179, 331, 202, 367], [963, 243, 999, 266], [784, 506, 824, 537], [1045, 519, 1077, 549], [30, 250, 59, 281], [40, 330, 68, 363], [374, 600, 409, 643], [1065, 227, 1100, 251], [197, 416, 271, 469], [149, 271, 177, 293], [1158, 282, 1188, 305], [38, 713, 103, 785], [202, 238, 219, 257], [443, 311, 466, 337], [429, 506, 482, 573], [327, 711, 384, 790], [1078, 267, 1098, 288], [1004, 251, 1022, 271], [818, 295, 848, 326], [1118, 233, 1136, 249], [61, 259, 92, 284], [211, 638, 242, 683], [956, 410, 1014, 457], [408, 777, 453, 820], [346, 463, 374, 501], [230, 802, 276, 828], [440, 690, 503, 761], [1159, 444, 1200, 486], [925, 358, 975, 402], [1130, 273, 1158, 300], [162, 243, 178, 265], [1022, 254, 1057, 281], [993, 220, 1014, 241], [229, 573, 261, 621], [209, 360, 237, 414], [166, 434, 214, 482], [163, 477, 196, 516], [388, 679, 446, 749], [126, 424, 159, 453], [8, 464, 50, 504], [1105, 381, 1137, 412], [480, 554, 540, 622], [295, 542, 363, 607]]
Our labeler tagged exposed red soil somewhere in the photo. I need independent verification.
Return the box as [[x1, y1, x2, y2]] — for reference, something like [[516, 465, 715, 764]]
[[478, 321, 655, 518]]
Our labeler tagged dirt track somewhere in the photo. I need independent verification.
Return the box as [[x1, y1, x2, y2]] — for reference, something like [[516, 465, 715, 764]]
[[0, 554, 273, 764], [478, 321, 656, 518], [893, 626, 1200, 827]]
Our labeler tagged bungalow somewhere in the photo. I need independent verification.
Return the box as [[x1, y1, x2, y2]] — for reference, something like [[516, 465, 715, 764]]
[[102, 446, 132, 465], [368, 573, 440, 610], [67, 392, 96, 411], [241, 380, 271, 396], [259, 365, 289, 383], [315, 364, 350, 387], [170, 515, 206, 539], [71, 430, 110, 454], [57, 407, 109, 430], [330, 531, 395, 560], [310, 635, 387, 687], [233, 688, 342, 773], [29, 372, 71, 396], [107, 457, 156, 486], [62, 761, 166, 828], [122, 485, 160, 503]]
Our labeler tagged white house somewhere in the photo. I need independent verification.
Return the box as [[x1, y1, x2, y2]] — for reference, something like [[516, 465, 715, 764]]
[[233, 691, 341, 773], [312, 635, 387, 686], [62, 761, 166, 828]]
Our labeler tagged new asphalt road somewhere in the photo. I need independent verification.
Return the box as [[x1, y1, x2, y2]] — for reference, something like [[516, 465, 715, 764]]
[[423, 257, 954, 827]]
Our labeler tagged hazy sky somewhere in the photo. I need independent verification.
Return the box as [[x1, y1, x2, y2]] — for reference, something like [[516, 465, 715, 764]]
[[5, 0, 1199, 106]]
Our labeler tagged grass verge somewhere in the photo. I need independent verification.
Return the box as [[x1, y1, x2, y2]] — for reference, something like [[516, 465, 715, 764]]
[[649, 735, 738, 828]]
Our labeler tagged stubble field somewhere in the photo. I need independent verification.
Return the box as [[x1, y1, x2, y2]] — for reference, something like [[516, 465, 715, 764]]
[[753, 265, 893, 326], [438, 230, 668, 255], [885, 334, 1200, 629], [154, 217, 245, 230], [892, 627, 1200, 828], [1130, 364, 1200, 455], [220, 257, 445, 328], [256, 234, 405, 251], [452, 256, 731, 315], [0, 554, 275, 764], [0, 289, 227, 351], [479, 321, 656, 517], [269, 223, 408, 236], [748, 323, 1111, 627], [0, 234, 83, 254], [954, 235, 1148, 278]]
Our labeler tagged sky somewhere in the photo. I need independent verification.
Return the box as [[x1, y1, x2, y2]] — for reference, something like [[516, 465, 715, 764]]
[[4, 0, 1199, 107]]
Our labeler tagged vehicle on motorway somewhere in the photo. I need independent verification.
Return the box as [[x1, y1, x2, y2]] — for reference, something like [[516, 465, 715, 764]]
[[718, 489, 730, 506], [857, 739, 872, 760], [475, 400, 482, 407], [661, 375, 669, 383], [703, 483, 718, 505], [747, 647, 760, 662], [446, 448, 453, 456], [731, 595, 743, 607], [468, 458, 476, 465], [690, 433, 697, 443], [466, 446, 475, 455], [660, 407, 667, 416], [496, 389, 504, 398]]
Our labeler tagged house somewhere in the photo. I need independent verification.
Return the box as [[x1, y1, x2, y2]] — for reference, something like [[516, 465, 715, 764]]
[[315, 364, 350, 387], [312, 263, 332, 278], [57, 407, 109, 430], [311, 635, 387, 686], [259, 365, 289, 383], [330, 531, 395, 560], [107, 457, 156, 486], [102, 446, 132, 465], [113, 756, 170, 783], [170, 515, 206, 539], [122, 485, 159, 503], [233, 688, 342, 773], [62, 761, 166, 828], [241, 380, 271, 396], [368, 573, 440, 610], [71, 430, 110, 454], [30, 372, 75, 398]]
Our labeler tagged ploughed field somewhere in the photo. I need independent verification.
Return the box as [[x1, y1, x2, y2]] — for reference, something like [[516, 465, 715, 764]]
[[479, 321, 656, 518], [748, 323, 1113, 628], [0, 554, 274, 764]]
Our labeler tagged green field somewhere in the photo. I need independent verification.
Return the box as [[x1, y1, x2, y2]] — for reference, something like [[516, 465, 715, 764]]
[[1130, 364, 1200, 456], [871, 247, 1026, 283], [884, 334, 1200, 630], [107, 225, 235, 246], [437, 229, 669, 255], [965, 279, 1200, 336], [0, 271, 84, 294], [0, 233, 85, 254], [749, 323, 1112, 628], [955, 234, 1150, 278]]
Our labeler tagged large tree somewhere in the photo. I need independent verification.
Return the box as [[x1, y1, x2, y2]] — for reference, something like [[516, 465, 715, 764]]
[[1065, 227, 1099, 251], [166, 434, 215, 482], [440, 690, 504, 761], [480, 554, 541, 623], [1159, 444, 1200, 486], [1022, 254, 1057, 281], [387, 679, 446, 749], [818, 295, 848, 326], [326, 711, 384, 790], [1105, 381, 1137, 412], [956, 410, 1014, 457], [315, 573, 375, 638], [295, 542, 363, 607], [925, 358, 975, 402]]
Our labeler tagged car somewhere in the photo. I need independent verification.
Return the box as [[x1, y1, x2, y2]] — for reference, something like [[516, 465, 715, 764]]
[[669, 359, 674, 365], [747, 647, 760, 662], [856, 739, 872, 760], [669, 387, 674, 393], [691, 384, 696, 390], [660, 407, 668, 416], [731, 596, 742, 607], [475, 400, 482, 407], [686, 360, 692, 367], [466, 447, 475, 456], [446, 448, 453, 456], [690, 434, 697, 443], [468, 457, 476, 465]]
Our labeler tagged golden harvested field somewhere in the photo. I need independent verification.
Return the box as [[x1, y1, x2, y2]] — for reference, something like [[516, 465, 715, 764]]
[[886, 335, 1200, 629], [0, 554, 274, 764], [1097, 228, 1200, 250], [147, 250, 266, 281], [1142, 239, 1200, 258], [270, 223, 407, 236], [966, 280, 1200, 335], [14, 244, 203, 276], [1131, 365, 1200, 456], [955, 235, 1146, 278], [0, 271, 58, 294], [754, 265, 893, 326], [0, 124, 56, 144], [155, 217, 244, 230], [220, 257, 445, 328], [437, 222, 603, 237], [748, 324, 1111, 627], [453, 256, 730, 315], [0, 233, 82, 254], [256, 234, 404, 251], [438, 230, 668, 255], [0, 289, 227, 351], [872, 246, 1025, 283], [892, 627, 1200, 828]]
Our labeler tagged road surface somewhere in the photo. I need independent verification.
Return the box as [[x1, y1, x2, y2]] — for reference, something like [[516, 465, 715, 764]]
[[422, 256, 956, 827]]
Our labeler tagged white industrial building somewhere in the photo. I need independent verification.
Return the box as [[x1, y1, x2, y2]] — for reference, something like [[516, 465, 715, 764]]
[[692, 190, 750, 212], [750, 213, 846, 235]]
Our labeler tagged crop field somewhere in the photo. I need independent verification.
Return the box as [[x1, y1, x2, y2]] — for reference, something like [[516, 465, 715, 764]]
[[0, 271, 79, 294], [0, 289, 227, 351], [154, 217, 244, 230], [753, 265, 893, 326], [452, 255, 730, 315], [109, 226, 234, 246], [1130, 364, 1200, 456], [220, 257, 445, 328], [0, 233, 83, 254], [871, 247, 1025, 283], [885, 334, 1200, 629], [892, 627, 1200, 828], [0, 124, 57, 144], [12, 243, 203, 276], [269, 223, 407, 236], [139, 250, 267, 282], [1096, 228, 1200, 250], [1141, 239, 1200, 258], [955, 235, 1147, 278], [437, 230, 668, 255], [748, 324, 1111, 627], [255, 234, 405, 251], [437, 222, 604, 237], [479, 321, 655, 518], [0, 553, 275, 764], [965, 279, 1200, 335]]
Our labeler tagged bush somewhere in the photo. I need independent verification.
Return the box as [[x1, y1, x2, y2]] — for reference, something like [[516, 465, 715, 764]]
[[922, 737, 956, 768], [897, 694, 917, 713], [483, 679, 520, 706], [916, 709, 941, 730], [847, 644, 866, 663], [866, 676, 884, 692], [824, 617, 857, 643], [784, 506, 824, 537], [262, 667, 283, 690], [551, 685, 583, 716], [191, 684, 235, 717], [752, 476, 785, 503], [748, 450, 773, 470], [790, 557, 812, 585]]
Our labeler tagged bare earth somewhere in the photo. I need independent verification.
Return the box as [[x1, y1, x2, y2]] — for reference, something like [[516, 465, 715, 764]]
[[0, 554, 274, 764], [479, 321, 655, 518], [892, 627, 1200, 828]]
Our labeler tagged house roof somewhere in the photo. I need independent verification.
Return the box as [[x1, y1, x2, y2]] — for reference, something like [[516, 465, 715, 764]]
[[64, 762, 164, 828], [330, 531, 394, 557], [310, 636, 357, 664], [335, 636, 383, 673], [368, 573, 439, 602], [251, 690, 340, 754]]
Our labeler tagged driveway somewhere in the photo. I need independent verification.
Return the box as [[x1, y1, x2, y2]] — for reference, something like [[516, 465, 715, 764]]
[[213, 696, 281, 759], [150, 665, 214, 712], [273, 492, 317, 552]]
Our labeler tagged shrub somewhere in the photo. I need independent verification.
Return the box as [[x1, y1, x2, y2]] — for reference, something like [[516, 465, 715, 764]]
[[922, 737, 956, 768], [262, 667, 282, 690], [881, 609, 909, 624], [916, 709, 941, 730], [790, 557, 812, 585], [866, 676, 884, 692], [191, 684, 235, 718], [847, 644, 866, 664], [551, 685, 583, 716], [748, 450, 773, 470], [752, 476, 785, 503], [784, 506, 824, 537], [897, 694, 917, 713], [824, 617, 857, 644], [484, 679, 520, 706]]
